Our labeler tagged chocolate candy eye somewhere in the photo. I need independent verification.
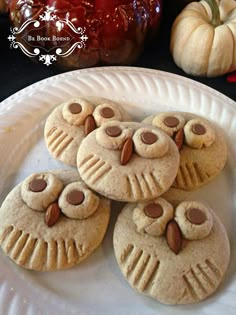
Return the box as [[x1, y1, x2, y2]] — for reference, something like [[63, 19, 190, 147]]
[[67, 190, 85, 205], [164, 116, 180, 128], [29, 179, 47, 192], [69, 103, 82, 114], [100, 107, 115, 118], [141, 132, 158, 145], [106, 126, 122, 137], [192, 124, 206, 135], [144, 203, 163, 218], [186, 208, 206, 225]]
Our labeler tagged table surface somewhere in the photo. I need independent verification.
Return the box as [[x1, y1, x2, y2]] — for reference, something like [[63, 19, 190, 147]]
[[0, 9, 235, 103]]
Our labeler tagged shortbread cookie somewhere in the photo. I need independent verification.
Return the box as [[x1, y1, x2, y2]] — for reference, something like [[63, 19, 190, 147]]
[[113, 198, 230, 304], [143, 112, 227, 190], [77, 121, 180, 202], [0, 170, 110, 271], [44, 96, 131, 166]]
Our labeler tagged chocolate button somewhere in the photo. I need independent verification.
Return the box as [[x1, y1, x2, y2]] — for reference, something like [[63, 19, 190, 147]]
[[100, 107, 115, 118], [67, 190, 85, 205], [69, 103, 82, 114], [164, 116, 179, 128], [29, 179, 47, 192], [192, 123, 206, 135], [141, 132, 158, 145], [106, 126, 122, 137], [186, 208, 206, 225], [144, 203, 163, 218]]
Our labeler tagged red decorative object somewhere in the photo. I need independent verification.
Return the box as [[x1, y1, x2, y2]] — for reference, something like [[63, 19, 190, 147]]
[[227, 72, 236, 83], [8, 0, 162, 69]]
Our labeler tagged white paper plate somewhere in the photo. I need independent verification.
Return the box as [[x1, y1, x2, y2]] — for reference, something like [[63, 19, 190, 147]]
[[0, 67, 236, 315]]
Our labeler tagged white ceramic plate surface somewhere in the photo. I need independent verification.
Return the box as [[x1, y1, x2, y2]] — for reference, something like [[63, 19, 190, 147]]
[[0, 67, 235, 315]]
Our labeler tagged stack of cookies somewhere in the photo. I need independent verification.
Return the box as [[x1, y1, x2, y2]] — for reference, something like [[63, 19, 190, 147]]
[[0, 96, 230, 305]]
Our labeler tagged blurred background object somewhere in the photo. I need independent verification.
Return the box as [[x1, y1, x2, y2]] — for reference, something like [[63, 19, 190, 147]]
[[8, 0, 163, 69], [166, 0, 195, 18], [0, 0, 7, 13]]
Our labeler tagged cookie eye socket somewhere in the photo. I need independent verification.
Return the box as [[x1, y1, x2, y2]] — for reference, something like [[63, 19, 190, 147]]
[[21, 173, 64, 211], [62, 98, 95, 126], [133, 198, 174, 236], [152, 113, 186, 136], [96, 121, 133, 150], [184, 119, 215, 149], [93, 103, 122, 127], [174, 201, 213, 240], [133, 127, 169, 159], [59, 182, 100, 219]]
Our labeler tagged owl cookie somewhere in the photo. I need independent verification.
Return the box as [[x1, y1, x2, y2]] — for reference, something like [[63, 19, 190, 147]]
[[113, 198, 230, 305], [0, 170, 110, 271], [77, 121, 180, 202], [44, 96, 131, 166], [143, 112, 227, 190]]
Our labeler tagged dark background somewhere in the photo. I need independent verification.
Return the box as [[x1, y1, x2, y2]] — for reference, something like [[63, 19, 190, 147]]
[[0, 5, 235, 103]]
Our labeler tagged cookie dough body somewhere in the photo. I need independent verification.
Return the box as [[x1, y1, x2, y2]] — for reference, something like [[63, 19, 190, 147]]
[[44, 96, 131, 166], [0, 170, 110, 271], [77, 122, 180, 202], [143, 113, 227, 190], [113, 203, 230, 304]]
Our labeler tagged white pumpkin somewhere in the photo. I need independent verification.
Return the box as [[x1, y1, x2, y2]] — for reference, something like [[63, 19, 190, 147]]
[[170, 0, 236, 77]]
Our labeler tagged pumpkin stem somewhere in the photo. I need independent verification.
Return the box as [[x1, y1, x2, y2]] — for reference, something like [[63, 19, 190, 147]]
[[204, 0, 221, 27]]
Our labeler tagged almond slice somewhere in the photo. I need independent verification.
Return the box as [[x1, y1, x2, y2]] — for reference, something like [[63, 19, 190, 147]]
[[84, 115, 97, 136], [166, 220, 182, 255], [45, 203, 61, 227], [174, 128, 184, 151], [120, 137, 134, 165]]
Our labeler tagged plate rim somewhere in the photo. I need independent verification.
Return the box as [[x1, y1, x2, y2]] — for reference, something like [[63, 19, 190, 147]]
[[1, 67, 235, 111]]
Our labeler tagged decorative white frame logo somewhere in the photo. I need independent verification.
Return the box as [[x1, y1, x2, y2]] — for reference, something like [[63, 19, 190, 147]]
[[8, 6, 88, 66]]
